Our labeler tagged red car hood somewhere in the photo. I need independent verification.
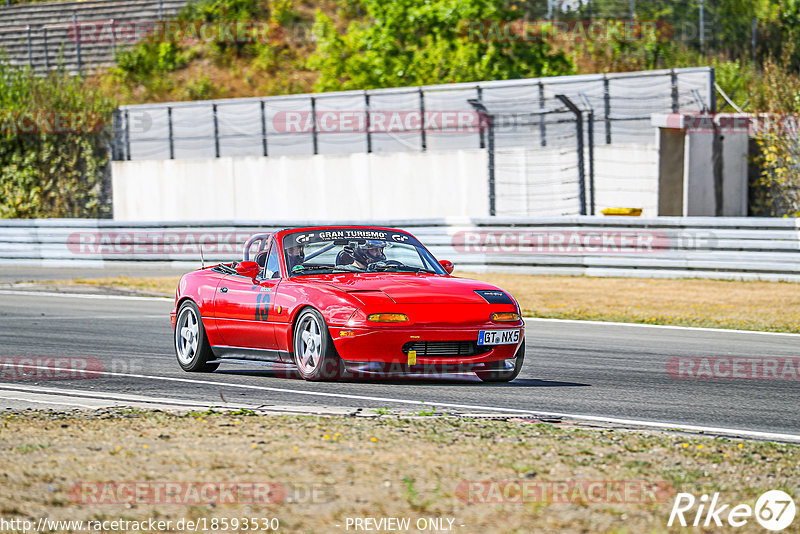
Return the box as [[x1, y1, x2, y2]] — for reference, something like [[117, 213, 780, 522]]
[[300, 274, 504, 304]]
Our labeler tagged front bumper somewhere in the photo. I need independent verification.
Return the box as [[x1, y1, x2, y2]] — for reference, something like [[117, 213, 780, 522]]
[[330, 324, 524, 369]]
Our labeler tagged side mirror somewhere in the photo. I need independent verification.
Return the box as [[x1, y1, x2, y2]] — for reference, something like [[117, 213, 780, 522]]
[[439, 260, 454, 274], [235, 260, 260, 280]]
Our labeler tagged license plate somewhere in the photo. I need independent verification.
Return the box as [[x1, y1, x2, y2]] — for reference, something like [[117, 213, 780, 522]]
[[478, 329, 520, 346]]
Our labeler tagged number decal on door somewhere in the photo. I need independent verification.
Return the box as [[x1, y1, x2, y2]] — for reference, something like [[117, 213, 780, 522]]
[[256, 293, 270, 321]]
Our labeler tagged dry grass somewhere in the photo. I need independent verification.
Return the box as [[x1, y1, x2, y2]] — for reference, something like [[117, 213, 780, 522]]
[[1, 409, 797, 533], [48, 273, 800, 333], [459, 273, 800, 333]]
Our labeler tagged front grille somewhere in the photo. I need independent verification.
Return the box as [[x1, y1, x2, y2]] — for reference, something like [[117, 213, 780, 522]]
[[402, 341, 489, 357]]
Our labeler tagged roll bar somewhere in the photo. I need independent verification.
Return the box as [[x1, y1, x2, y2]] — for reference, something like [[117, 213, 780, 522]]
[[242, 233, 272, 261]]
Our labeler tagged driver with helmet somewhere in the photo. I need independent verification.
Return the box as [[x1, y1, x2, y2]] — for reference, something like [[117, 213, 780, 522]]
[[285, 243, 305, 271], [351, 240, 386, 269]]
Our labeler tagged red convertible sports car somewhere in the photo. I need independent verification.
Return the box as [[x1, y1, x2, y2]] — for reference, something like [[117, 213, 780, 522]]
[[171, 226, 525, 381]]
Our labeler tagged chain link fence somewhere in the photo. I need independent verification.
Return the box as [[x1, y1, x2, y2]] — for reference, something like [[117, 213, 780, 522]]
[[113, 67, 713, 161]]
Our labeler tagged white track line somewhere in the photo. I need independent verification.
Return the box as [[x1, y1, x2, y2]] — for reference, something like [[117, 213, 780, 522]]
[[0, 289, 171, 301], [523, 317, 800, 338], [3, 290, 797, 338], [9, 363, 800, 443]]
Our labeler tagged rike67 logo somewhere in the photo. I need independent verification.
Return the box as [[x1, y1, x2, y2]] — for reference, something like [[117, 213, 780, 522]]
[[669, 490, 796, 531]]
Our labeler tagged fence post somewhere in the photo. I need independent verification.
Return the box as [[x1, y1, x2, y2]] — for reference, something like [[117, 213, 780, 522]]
[[670, 69, 678, 112], [468, 99, 494, 216], [603, 75, 611, 144], [476, 86, 484, 149], [580, 94, 596, 216], [167, 106, 174, 160], [556, 94, 587, 216], [260, 100, 268, 157], [539, 81, 546, 147], [26, 25, 32, 68], [124, 109, 131, 161], [364, 92, 372, 153], [418, 88, 427, 151], [212, 103, 220, 158], [73, 12, 82, 76], [43, 27, 49, 70], [310, 97, 318, 155]]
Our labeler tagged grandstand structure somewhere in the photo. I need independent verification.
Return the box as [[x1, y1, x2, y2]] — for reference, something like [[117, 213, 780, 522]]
[[0, 0, 186, 74]]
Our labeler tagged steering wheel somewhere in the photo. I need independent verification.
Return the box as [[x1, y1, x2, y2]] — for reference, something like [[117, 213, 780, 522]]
[[366, 260, 402, 272]]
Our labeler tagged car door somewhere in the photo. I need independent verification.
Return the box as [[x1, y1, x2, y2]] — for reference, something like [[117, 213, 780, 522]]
[[213, 243, 280, 354]]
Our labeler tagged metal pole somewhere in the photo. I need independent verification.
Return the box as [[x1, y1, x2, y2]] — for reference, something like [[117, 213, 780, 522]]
[[310, 97, 318, 155], [43, 27, 49, 70], [539, 81, 546, 147], [167, 106, 174, 160], [751, 17, 757, 66], [365, 92, 372, 153], [73, 12, 82, 76], [580, 94, 595, 216], [629, 0, 634, 20], [419, 88, 427, 151], [260, 100, 268, 157], [158, 0, 163, 20], [476, 86, 484, 149], [670, 69, 678, 112], [468, 99, 495, 216], [26, 25, 32, 68], [212, 103, 220, 158], [556, 94, 587, 216], [124, 110, 131, 161], [603, 75, 611, 144], [699, 0, 705, 50], [709, 66, 717, 113]]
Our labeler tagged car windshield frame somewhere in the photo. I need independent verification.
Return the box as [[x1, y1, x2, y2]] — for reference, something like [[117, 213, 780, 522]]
[[280, 228, 447, 277]]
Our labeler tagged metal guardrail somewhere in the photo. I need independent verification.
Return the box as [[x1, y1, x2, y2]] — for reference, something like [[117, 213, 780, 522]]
[[1, 217, 799, 282]]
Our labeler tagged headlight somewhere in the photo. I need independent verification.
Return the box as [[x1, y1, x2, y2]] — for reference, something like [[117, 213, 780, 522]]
[[367, 313, 409, 323], [491, 312, 519, 322]]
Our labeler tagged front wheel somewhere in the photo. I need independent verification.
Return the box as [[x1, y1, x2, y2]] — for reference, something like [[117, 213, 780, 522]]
[[174, 300, 219, 372], [476, 341, 525, 383], [292, 308, 343, 381]]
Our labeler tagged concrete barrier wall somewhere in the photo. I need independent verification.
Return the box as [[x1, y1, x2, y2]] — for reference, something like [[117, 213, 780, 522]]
[[112, 149, 490, 221], [2, 217, 799, 282], [112, 144, 660, 221]]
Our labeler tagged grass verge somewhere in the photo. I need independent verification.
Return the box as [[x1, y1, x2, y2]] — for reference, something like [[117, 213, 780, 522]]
[[41, 272, 800, 333], [2, 409, 797, 533]]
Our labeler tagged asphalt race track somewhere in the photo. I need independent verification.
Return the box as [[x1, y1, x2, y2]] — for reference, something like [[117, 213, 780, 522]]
[[1, 290, 799, 440]]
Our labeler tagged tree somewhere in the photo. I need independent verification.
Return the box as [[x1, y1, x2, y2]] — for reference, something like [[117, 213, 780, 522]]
[[308, 0, 574, 91]]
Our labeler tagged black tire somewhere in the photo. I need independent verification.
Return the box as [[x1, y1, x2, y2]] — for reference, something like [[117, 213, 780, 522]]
[[292, 308, 344, 381], [476, 341, 525, 383], [174, 300, 219, 373]]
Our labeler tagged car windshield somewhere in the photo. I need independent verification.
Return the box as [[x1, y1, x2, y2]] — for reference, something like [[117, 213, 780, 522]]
[[282, 229, 446, 276]]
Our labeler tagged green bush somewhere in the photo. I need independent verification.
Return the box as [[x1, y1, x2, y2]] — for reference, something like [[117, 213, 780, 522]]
[[0, 61, 115, 218], [308, 0, 574, 91]]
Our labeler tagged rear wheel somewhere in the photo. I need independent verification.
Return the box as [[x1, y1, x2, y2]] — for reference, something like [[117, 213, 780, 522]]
[[174, 300, 219, 373], [292, 308, 343, 381], [476, 341, 524, 383]]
